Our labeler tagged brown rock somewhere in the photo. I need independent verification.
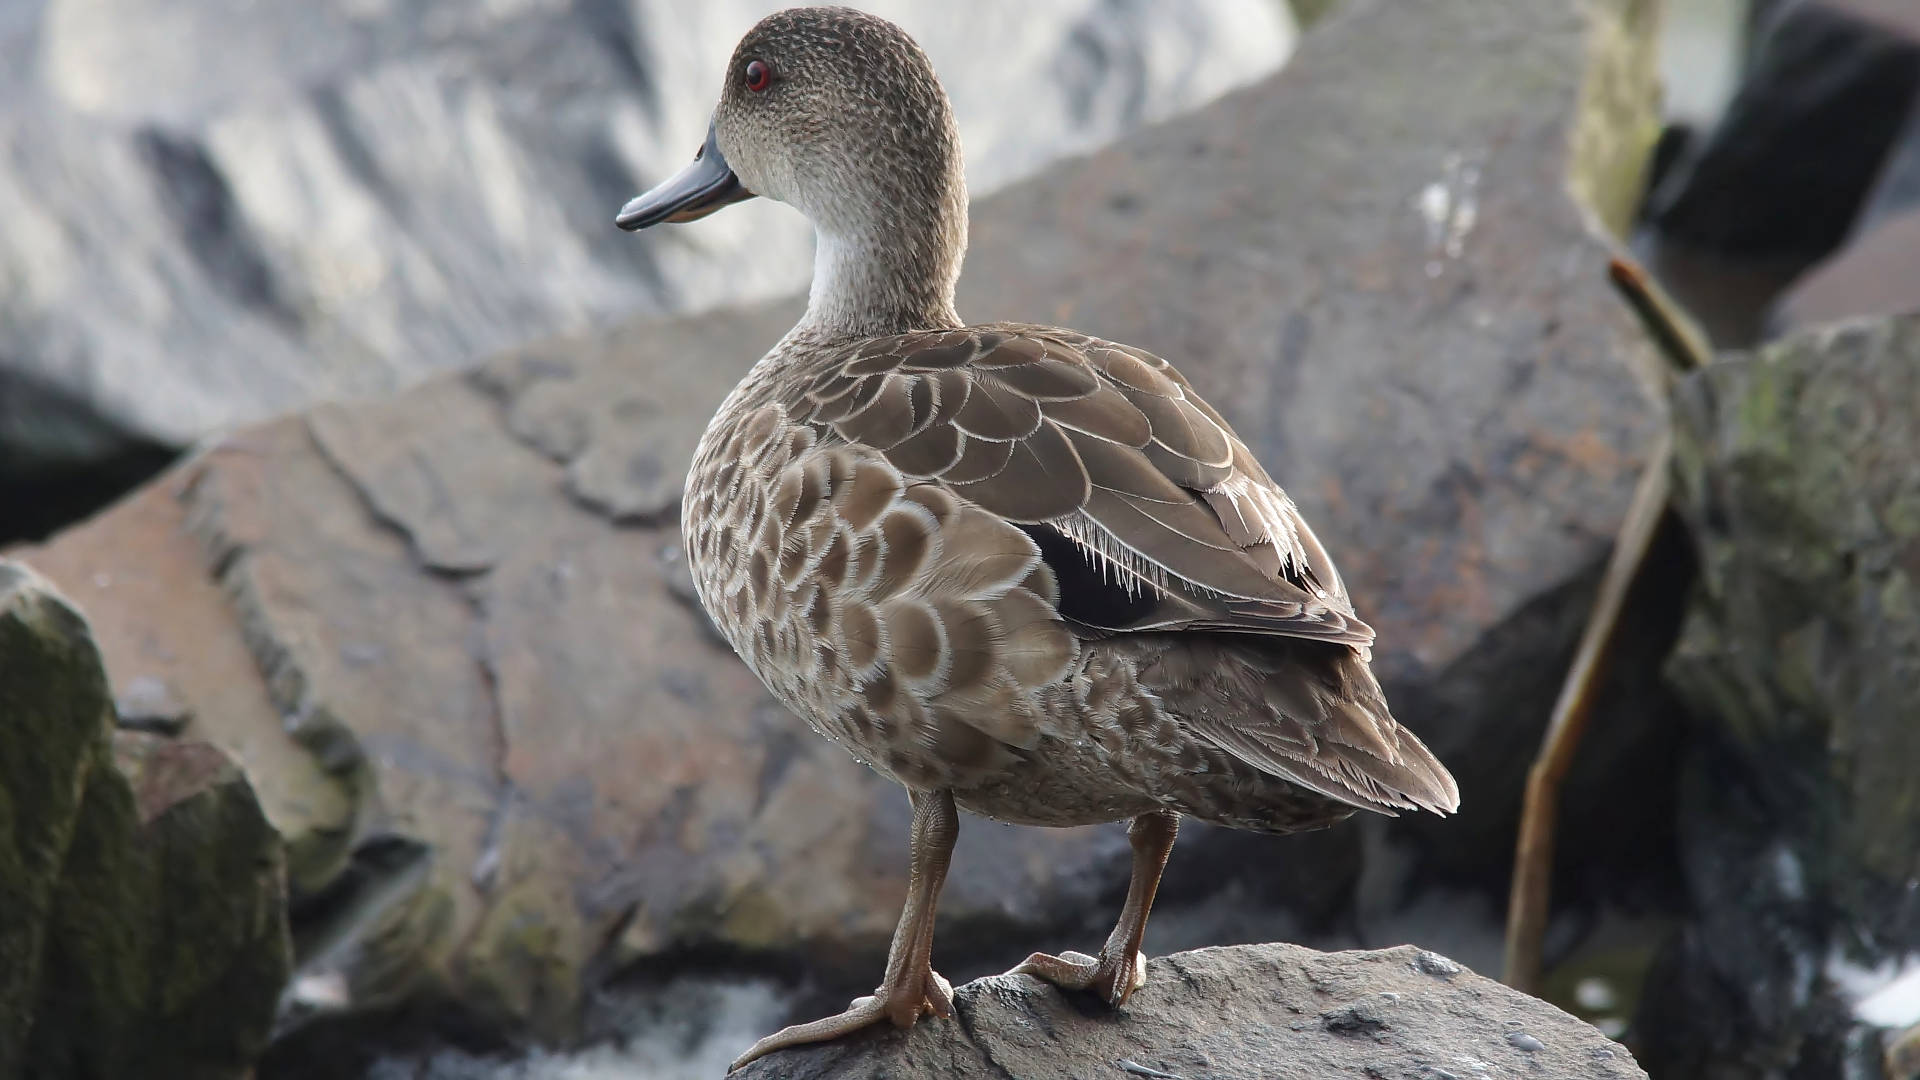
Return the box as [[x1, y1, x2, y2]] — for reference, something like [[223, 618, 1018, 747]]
[[13, 475, 355, 897]]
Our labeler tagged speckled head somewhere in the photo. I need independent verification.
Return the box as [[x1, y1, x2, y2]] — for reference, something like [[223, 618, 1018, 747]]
[[617, 6, 969, 338]]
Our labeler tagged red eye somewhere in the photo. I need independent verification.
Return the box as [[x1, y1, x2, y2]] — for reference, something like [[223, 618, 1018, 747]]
[[744, 59, 772, 93]]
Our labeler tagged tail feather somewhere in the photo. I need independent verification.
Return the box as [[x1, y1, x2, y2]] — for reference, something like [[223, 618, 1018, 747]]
[[1167, 636, 1461, 818]]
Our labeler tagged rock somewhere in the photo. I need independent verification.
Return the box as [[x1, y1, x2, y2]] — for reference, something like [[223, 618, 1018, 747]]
[[0, 373, 177, 546], [950, 0, 1676, 915], [0, 560, 291, 1079], [1766, 7, 1920, 335], [1772, 208, 1920, 332], [1637, 0, 1920, 345], [733, 943, 1647, 1080], [1846, 3, 1920, 239], [1644, 1, 1920, 262], [1639, 315, 1920, 1078], [14, 0, 1671, 1050], [114, 673, 194, 735], [1891, 1024, 1920, 1080], [0, 0, 1293, 484]]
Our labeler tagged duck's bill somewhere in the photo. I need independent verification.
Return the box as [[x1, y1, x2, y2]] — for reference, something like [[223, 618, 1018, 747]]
[[616, 121, 757, 230]]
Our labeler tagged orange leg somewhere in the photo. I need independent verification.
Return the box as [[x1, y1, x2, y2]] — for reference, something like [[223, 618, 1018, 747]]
[[1008, 810, 1179, 1005], [730, 788, 959, 1071]]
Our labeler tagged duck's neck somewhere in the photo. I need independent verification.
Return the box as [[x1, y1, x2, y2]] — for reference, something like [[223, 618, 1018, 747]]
[[790, 188, 967, 343]]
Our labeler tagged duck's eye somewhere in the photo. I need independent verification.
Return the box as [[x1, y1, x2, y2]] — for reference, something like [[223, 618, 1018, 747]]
[[744, 59, 773, 93]]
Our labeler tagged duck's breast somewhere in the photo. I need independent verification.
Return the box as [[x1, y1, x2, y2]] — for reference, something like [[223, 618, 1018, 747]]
[[682, 399, 1081, 793]]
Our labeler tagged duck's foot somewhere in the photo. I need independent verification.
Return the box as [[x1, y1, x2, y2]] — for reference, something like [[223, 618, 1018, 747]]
[[1008, 812, 1177, 1009], [1008, 946, 1147, 1006], [729, 965, 953, 1071]]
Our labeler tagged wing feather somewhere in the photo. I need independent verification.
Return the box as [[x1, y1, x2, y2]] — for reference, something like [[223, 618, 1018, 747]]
[[784, 323, 1370, 646], [749, 326, 1462, 814]]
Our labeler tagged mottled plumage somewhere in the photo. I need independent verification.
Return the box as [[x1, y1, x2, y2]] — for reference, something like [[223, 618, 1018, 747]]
[[615, 6, 1459, 1070], [685, 324, 1455, 821]]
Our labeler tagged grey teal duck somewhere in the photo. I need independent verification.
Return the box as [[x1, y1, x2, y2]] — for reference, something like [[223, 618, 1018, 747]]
[[614, 6, 1460, 1070]]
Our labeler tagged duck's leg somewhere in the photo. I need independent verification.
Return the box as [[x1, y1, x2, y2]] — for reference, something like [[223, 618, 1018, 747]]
[[729, 788, 959, 1072], [1008, 809, 1179, 1006]]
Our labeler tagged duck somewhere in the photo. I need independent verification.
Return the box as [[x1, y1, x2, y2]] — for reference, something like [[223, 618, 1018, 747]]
[[614, 6, 1459, 1071]]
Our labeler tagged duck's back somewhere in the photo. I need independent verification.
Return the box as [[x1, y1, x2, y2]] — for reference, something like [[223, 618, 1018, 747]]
[[681, 324, 1458, 828]]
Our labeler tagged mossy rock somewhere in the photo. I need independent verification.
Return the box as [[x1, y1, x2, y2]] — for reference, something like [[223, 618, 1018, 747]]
[[1642, 316, 1920, 1078], [0, 561, 291, 1079]]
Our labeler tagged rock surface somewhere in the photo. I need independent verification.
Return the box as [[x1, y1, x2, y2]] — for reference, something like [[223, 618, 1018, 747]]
[[1637, 0, 1920, 346], [0, 0, 1293, 480], [0, 560, 291, 1079], [15, 0, 1669, 1048], [734, 943, 1647, 1080], [1773, 208, 1920, 332], [1768, 8, 1920, 335], [1643, 0, 1920, 262], [1639, 315, 1920, 1078]]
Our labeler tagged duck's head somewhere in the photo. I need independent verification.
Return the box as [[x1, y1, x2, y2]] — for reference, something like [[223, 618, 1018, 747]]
[[617, 6, 968, 337]]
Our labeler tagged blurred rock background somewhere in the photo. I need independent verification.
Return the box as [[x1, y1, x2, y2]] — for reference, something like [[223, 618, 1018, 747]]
[[0, 0, 1295, 543], [2, 0, 1917, 1078], [1637, 0, 1920, 345]]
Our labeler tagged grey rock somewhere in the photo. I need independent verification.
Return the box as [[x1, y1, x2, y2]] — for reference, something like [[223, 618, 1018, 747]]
[[732, 943, 1647, 1080], [15, 0, 1669, 1048], [1772, 207, 1920, 333], [1507, 1029, 1547, 1052], [1637, 0, 1920, 347], [1850, 15, 1920, 242], [1413, 949, 1462, 979], [0, 0, 1295, 474], [0, 560, 291, 1079], [114, 673, 193, 735], [1644, 0, 1920, 262], [1639, 315, 1920, 1079], [1765, 7, 1920, 335]]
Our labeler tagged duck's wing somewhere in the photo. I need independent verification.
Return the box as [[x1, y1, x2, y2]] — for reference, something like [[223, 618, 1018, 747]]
[[782, 323, 1370, 646]]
